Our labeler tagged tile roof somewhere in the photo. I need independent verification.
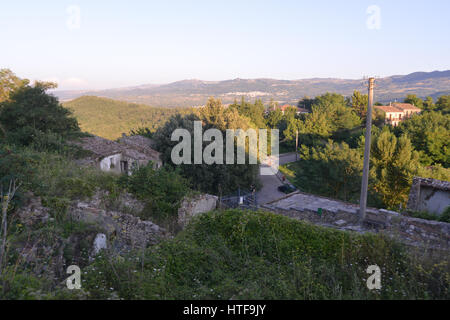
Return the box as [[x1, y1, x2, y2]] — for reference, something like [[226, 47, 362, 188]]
[[374, 105, 403, 113], [392, 103, 422, 112], [72, 135, 160, 161]]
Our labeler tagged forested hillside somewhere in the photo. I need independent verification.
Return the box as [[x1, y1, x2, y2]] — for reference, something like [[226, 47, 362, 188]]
[[64, 96, 192, 140]]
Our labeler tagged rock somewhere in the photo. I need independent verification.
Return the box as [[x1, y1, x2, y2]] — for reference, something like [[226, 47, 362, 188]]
[[17, 192, 49, 227], [335, 219, 347, 226], [69, 191, 167, 252]]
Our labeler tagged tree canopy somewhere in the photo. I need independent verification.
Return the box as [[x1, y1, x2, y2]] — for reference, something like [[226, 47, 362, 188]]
[[0, 83, 81, 148], [152, 98, 260, 195]]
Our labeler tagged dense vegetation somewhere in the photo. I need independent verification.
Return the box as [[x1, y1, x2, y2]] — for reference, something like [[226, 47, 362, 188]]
[[275, 91, 450, 211], [64, 210, 450, 299], [0, 69, 449, 300], [148, 98, 261, 195], [64, 96, 192, 140]]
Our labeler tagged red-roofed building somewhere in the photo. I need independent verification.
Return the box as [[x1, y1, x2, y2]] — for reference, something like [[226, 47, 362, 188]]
[[374, 103, 421, 126]]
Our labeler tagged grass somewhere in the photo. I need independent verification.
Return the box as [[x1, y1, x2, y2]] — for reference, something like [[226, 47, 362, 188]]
[[80, 209, 449, 300]]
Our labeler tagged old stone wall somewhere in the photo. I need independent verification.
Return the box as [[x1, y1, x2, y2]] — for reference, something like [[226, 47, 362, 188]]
[[178, 194, 218, 228], [70, 191, 167, 251]]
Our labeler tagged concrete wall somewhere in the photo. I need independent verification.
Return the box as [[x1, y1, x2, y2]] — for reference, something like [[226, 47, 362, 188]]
[[99, 154, 154, 175], [407, 177, 450, 215], [418, 187, 450, 215], [99, 154, 122, 174]]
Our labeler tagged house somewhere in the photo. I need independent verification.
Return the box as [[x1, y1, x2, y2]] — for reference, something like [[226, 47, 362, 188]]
[[374, 103, 421, 126], [407, 177, 450, 216], [73, 135, 162, 175]]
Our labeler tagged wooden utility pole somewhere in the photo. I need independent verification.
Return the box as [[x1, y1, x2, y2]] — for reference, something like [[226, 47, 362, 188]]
[[359, 78, 375, 224], [295, 129, 299, 161]]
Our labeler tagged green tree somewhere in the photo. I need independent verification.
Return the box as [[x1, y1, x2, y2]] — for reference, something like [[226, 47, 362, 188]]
[[298, 111, 332, 146], [265, 109, 283, 128], [396, 111, 450, 167], [404, 94, 424, 109], [370, 130, 420, 209], [0, 83, 81, 147], [294, 141, 363, 202], [0, 69, 29, 103], [312, 93, 361, 131], [435, 95, 450, 114], [153, 98, 260, 195], [229, 97, 266, 129], [423, 96, 435, 112], [297, 96, 314, 111], [350, 90, 369, 119]]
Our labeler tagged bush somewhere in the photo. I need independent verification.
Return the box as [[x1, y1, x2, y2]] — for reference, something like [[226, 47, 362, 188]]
[[439, 207, 450, 223], [121, 164, 190, 228]]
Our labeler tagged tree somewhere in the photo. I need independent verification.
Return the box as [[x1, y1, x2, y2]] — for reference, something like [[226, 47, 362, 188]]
[[312, 93, 361, 131], [229, 97, 266, 129], [404, 94, 424, 109], [435, 95, 450, 114], [294, 141, 363, 202], [0, 69, 29, 103], [396, 111, 450, 167], [265, 109, 283, 128], [153, 98, 260, 195], [0, 83, 81, 147], [370, 130, 420, 209], [423, 96, 435, 112], [297, 96, 314, 111], [297, 111, 332, 146], [351, 90, 369, 119]]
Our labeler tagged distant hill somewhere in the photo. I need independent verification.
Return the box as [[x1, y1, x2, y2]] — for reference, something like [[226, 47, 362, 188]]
[[55, 70, 450, 108], [64, 96, 191, 140]]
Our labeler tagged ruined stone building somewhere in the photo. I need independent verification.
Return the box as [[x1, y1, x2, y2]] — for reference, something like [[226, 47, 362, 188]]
[[73, 135, 162, 175], [407, 177, 450, 215]]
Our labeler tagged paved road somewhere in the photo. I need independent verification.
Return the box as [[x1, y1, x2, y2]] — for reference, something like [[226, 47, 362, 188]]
[[257, 153, 299, 205]]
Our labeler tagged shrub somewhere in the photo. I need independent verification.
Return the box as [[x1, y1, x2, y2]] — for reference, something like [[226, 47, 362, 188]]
[[121, 164, 190, 228], [439, 207, 450, 223]]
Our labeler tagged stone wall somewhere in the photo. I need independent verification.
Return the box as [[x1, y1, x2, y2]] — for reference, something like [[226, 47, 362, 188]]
[[263, 191, 450, 251], [178, 194, 218, 228], [70, 191, 167, 251]]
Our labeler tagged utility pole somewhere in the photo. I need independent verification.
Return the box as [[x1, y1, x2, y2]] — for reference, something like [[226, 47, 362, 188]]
[[359, 77, 375, 224], [295, 129, 299, 161]]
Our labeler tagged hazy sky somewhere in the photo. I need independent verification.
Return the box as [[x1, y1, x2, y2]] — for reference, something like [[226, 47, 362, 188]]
[[1, 0, 449, 90]]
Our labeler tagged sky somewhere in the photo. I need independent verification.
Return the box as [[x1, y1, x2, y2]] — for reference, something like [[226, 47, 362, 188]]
[[1, 0, 449, 90]]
